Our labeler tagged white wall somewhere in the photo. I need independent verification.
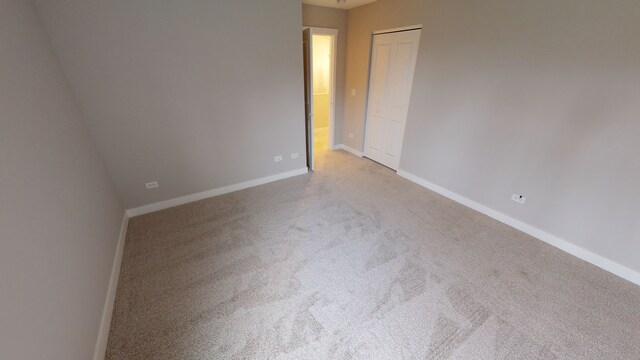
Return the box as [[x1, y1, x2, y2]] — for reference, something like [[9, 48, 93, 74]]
[[0, 1, 125, 359], [33, 0, 307, 209], [345, 0, 640, 274]]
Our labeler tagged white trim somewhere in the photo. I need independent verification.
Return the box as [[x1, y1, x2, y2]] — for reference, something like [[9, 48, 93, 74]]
[[126, 168, 309, 217], [396, 169, 640, 286], [303, 28, 315, 171], [373, 24, 422, 35], [335, 144, 364, 158], [93, 213, 129, 360]]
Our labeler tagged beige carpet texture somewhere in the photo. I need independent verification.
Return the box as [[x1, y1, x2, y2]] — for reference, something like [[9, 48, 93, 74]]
[[106, 144, 640, 359]]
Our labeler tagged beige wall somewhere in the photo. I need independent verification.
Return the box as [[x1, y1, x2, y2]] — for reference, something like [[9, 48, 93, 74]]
[[302, 4, 348, 142], [313, 94, 330, 129], [33, 0, 307, 209], [345, 0, 640, 273], [0, 1, 124, 359]]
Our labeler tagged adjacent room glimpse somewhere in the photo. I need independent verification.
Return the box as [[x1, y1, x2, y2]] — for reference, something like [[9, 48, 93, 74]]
[[303, 27, 337, 170]]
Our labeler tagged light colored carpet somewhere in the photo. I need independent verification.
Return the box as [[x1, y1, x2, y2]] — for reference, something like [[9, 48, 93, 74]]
[[106, 143, 640, 359]]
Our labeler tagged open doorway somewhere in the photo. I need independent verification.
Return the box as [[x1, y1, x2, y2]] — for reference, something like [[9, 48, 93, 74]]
[[302, 27, 337, 171]]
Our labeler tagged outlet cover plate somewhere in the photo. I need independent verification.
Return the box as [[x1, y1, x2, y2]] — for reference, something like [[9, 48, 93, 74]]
[[511, 194, 526, 204], [145, 181, 159, 190]]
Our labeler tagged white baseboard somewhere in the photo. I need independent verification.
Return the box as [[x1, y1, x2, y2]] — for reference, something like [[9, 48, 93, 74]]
[[396, 169, 640, 286], [335, 144, 363, 158], [92, 168, 306, 357], [93, 212, 129, 360], [126, 167, 309, 217]]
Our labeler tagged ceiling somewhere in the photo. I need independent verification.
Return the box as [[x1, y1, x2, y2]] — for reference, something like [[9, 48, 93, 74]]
[[302, 0, 377, 10]]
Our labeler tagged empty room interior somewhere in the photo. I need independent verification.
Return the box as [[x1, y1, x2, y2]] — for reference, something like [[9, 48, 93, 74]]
[[3, 0, 640, 359]]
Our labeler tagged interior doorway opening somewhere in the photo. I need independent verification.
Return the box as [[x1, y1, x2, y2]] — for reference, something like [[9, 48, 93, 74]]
[[302, 27, 337, 171], [312, 34, 332, 154]]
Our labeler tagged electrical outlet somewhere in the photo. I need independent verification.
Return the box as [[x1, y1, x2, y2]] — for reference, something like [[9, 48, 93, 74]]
[[348, 133, 354, 139], [511, 194, 526, 204], [274, 155, 283, 162], [291, 153, 299, 159], [145, 181, 158, 190]]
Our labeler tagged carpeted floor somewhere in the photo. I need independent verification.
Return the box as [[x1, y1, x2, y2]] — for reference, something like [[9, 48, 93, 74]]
[[106, 138, 640, 359]]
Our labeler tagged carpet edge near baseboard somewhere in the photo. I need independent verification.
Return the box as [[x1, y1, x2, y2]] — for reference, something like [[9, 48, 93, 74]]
[[396, 168, 640, 287], [93, 212, 129, 360], [126, 167, 309, 217]]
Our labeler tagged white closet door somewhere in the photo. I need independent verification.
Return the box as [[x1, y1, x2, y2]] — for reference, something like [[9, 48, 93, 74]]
[[364, 29, 421, 170]]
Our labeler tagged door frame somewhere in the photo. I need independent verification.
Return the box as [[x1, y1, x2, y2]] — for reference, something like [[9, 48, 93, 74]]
[[302, 26, 338, 157], [362, 25, 422, 170], [302, 28, 314, 171], [372, 24, 422, 35]]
